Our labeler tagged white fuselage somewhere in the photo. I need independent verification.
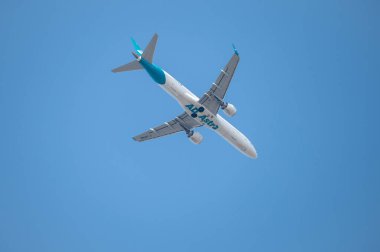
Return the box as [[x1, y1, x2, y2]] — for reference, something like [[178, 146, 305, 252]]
[[161, 71, 257, 158]]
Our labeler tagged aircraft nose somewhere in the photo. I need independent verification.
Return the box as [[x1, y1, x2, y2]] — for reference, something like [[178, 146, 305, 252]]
[[246, 143, 258, 159]]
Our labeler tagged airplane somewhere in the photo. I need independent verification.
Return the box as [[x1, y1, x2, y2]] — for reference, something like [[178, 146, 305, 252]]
[[112, 34, 257, 158]]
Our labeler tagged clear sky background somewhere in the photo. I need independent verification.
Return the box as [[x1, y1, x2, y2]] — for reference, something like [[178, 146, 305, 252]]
[[1, 0, 379, 251]]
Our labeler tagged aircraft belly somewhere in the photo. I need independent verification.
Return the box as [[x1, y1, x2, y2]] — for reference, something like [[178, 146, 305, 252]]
[[215, 115, 257, 158], [161, 72, 199, 108], [160, 72, 256, 158]]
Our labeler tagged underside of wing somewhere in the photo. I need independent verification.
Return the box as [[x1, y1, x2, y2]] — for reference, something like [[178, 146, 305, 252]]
[[199, 52, 239, 114], [133, 112, 201, 142]]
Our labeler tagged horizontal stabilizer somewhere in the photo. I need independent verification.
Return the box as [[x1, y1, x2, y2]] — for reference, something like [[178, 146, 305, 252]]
[[111, 33, 158, 73], [142, 33, 158, 63], [112, 60, 142, 73]]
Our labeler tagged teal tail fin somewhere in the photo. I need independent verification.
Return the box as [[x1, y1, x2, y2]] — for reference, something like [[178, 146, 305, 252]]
[[131, 37, 143, 55], [112, 33, 158, 73], [232, 44, 239, 55]]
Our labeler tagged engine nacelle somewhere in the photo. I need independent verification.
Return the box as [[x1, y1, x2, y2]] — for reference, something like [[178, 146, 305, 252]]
[[188, 131, 203, 144], [222, 103, 237, 117]]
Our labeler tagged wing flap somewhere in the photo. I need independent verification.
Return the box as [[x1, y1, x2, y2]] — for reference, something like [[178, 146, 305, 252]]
[[199, 53, 239, 114], [133, 112, 201, 142]]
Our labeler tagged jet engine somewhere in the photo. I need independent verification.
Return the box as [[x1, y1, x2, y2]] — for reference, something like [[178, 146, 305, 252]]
[[222, 103, 237, 117], [188, 131, 203, 144]]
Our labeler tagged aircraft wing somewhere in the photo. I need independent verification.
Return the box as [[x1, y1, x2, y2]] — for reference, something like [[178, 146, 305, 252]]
[[198, 52, 239, 114], [133, 112, 201, 142]]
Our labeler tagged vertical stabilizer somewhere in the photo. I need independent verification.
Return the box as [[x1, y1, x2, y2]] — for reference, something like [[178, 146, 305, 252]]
[[131, 37, 143, 55]]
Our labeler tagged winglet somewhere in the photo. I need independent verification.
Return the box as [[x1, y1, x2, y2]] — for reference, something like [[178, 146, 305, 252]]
[[232, 44, 239, 56]]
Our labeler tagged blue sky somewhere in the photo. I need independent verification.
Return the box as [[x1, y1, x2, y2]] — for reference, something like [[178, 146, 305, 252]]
[[1, 0, 379, 251]]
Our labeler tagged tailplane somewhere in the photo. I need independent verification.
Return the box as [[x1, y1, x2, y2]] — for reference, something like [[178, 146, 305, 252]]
[[141, 33, 157, 63], [112, 33, 158, 73], [112, 60, 142, 73]]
